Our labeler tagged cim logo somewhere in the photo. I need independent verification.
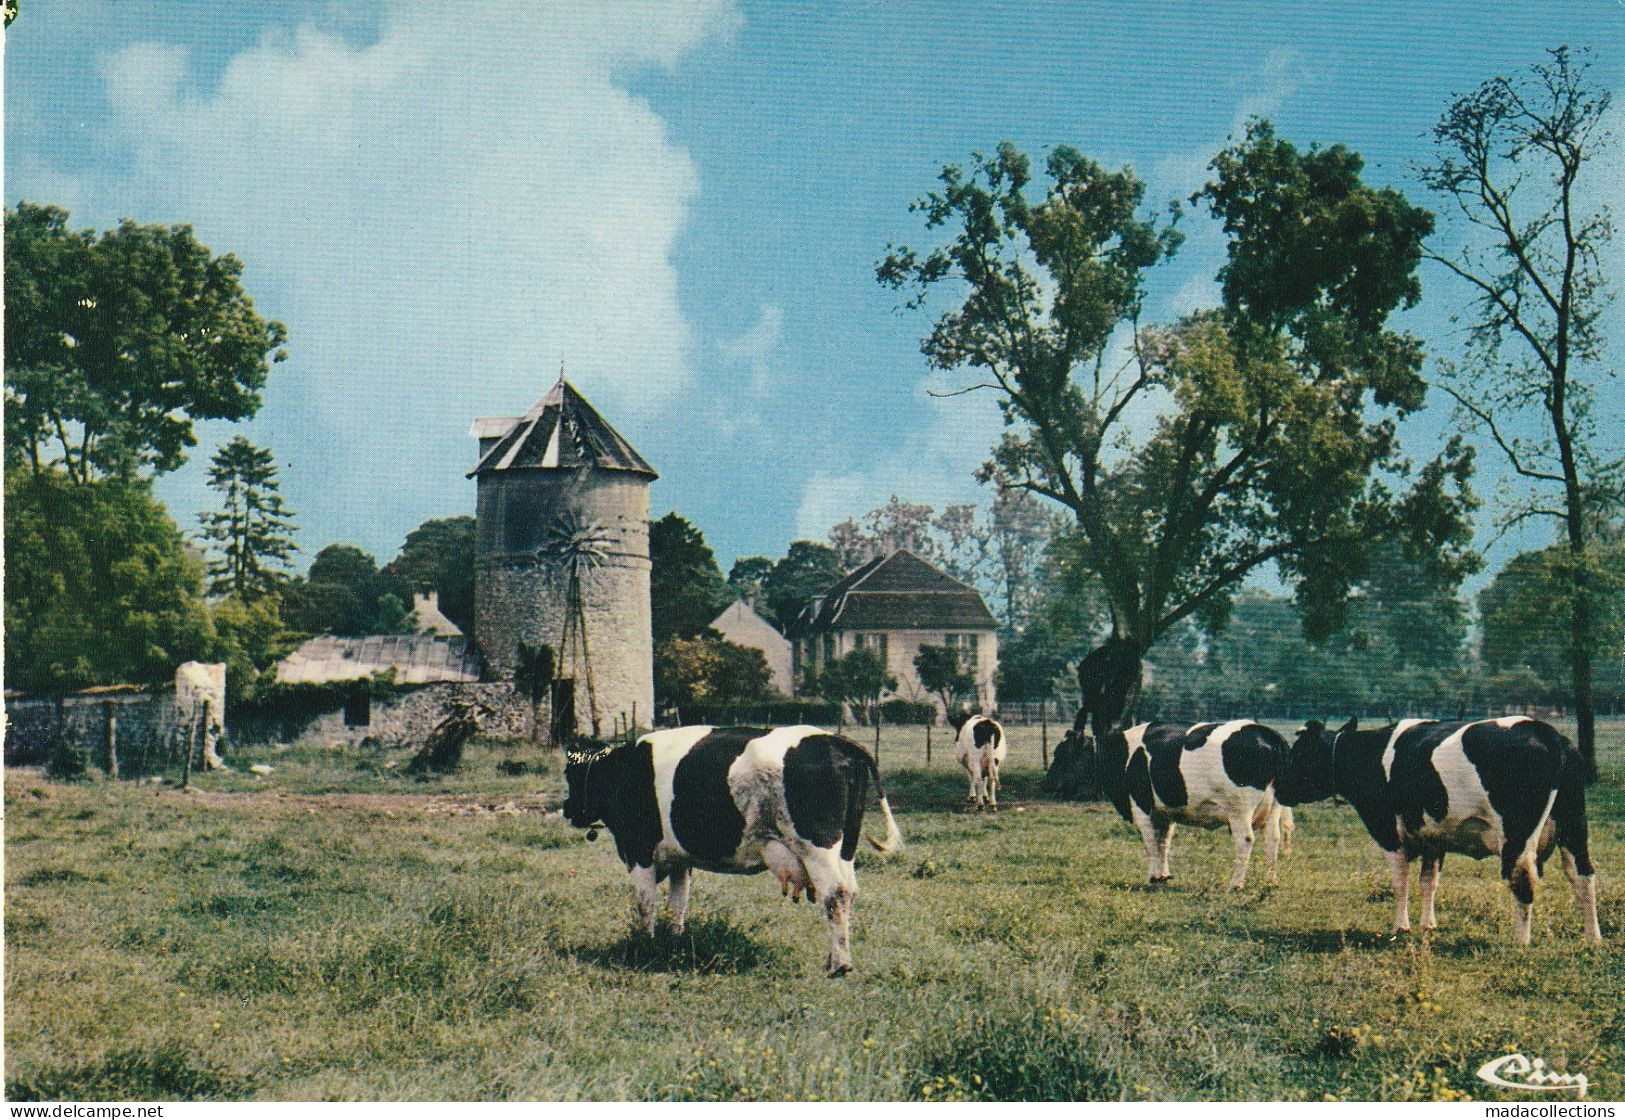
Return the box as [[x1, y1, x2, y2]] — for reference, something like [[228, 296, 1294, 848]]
[[1477, 1054, 1589, 1098]]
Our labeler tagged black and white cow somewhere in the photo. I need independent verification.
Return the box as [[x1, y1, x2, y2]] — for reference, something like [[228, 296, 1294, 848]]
[[955, 715, 1007, 811], [1279, 716, 1601, 944], [1099, 720, 1291, 889], [561, 725, 904, 976]]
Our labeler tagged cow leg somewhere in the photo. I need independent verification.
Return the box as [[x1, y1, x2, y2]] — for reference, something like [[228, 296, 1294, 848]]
[[987, 759, 999, 812], [1559, 849, 1603, 945], [1156, 820, 1176, 882], [801, 845, 855, 976], [630, 864, 660, 935], [1259, 799, 1282, 887], [1131, 806, 1162, 884], [1227, 813, 1255, 891], [667, 865, 692, 934], [1386, 849, 1412, 934], [1553, 775, 1603, 944], [1280, 807, 1294, 857], [1418, 850, 1443, 932]]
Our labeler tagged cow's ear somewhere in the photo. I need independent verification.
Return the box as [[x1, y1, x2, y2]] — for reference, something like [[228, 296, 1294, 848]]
[[1340, 716, 1358, 734], [1303, 719, 1323, 735]]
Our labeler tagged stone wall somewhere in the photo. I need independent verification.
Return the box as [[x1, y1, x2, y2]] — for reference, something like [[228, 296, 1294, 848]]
[[288, 682, 531, 747], [4, 690, 183, 773]]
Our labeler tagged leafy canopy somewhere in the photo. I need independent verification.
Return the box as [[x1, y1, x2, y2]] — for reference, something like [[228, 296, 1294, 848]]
[[4, 203, 287, 483], [4, 471, 215, 692], [880, 124, 1476, 660], [649, 512, 730, 644]]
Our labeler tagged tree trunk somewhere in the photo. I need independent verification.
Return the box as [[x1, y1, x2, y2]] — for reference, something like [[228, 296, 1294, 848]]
[[1570, 572, 1597, 783], [103, 701, 119, 779]]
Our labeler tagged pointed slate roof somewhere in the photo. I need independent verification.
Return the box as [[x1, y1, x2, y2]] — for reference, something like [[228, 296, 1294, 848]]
[[789, 549, 998, 635], [468, 379, 657, 478]]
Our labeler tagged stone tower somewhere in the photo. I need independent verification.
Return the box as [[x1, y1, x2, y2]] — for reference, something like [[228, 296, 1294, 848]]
[[470, 378, 657, 736]]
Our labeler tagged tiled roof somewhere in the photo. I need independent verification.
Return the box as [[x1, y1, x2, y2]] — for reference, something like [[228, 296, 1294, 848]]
[[468, 379, 657, 478], [789, 550, 997, 635], [275, 634, 482, 685]]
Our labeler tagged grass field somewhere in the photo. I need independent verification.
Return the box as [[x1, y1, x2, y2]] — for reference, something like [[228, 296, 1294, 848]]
[[5, 721, 1622, 1101]]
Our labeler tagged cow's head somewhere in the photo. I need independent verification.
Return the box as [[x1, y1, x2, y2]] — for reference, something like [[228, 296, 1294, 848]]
[[561, 739, 616, 830], [1277, 719, 1337, 805], [1043, 727, 1097, 799]]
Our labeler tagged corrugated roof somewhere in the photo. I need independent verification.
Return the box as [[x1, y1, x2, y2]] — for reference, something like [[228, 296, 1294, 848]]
[[274, 634, 482, 685], [789, 550, 997, 635], [468, 379, 657, 478]]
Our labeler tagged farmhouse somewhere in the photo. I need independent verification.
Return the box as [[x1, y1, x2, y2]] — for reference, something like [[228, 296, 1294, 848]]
[[708, 599, 794, 696], [789, 549, 999, 714]]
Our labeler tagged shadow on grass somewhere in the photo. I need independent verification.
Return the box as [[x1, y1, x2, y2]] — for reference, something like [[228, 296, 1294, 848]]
[[6, 1043, 249, 1101], [883, 768, 1059, 813], [572, 914, 783, 976]]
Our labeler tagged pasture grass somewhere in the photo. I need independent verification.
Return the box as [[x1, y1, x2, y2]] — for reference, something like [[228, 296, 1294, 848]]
[[5, 722, 1623, 1101]]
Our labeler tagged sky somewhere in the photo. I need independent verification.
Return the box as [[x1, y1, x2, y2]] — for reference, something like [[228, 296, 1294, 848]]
[[7, 0, 1623, 584]]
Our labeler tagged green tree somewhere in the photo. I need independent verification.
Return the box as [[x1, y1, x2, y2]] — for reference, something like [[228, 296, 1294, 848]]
[[726, 555, 776, 609], [1479, 543, 1625, 688], [1421, 47, 1618, 777], [819, 648, 896, 724], [654, 635, 775, 713], [4, 203, 287, 484], [281, 544, 393, 635], [4, 471, 215, 692], [385, 515, 476, 634], [914, 644, 975, 717], [649, 512, 729, 643], [880, 128, 1476, 734], [210, 592, 297, 701], [763, 540, 845, 631], [197, 436, 298, 600]]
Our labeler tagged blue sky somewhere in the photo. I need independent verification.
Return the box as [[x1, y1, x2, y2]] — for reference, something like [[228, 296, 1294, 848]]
[[7, 0, 1622, 582]]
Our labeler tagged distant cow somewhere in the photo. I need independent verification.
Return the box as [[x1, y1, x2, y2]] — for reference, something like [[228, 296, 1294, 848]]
[[955, 715, 1007, 811], [1100, 720, 1290, 890], [562, 725, 903, 976], [1279, 716, 1601, 944]]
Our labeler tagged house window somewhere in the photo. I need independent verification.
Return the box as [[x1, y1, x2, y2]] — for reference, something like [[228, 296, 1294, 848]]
[[857, 632, 889, 664], [945, 633, 980, 671]]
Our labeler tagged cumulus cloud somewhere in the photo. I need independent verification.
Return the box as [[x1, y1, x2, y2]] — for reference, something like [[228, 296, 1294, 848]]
[[73, 0, 738, 551], [794, 381, 1006, 540], [718, 303, 784, 394]]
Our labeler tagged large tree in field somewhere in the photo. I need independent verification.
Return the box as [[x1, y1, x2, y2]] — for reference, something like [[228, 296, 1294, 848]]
[[1421, 47, 1617, 779], [762, 540, 845, 632], [880, 126, 1477, 738], [4, 203, 287, 484], [198, 436, 298, 600]]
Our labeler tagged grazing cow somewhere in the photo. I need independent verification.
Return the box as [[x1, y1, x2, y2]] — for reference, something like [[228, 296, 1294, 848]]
[[561, 725, 904, 976], [955, 715, 1007, 811], [1279, 716, 1601, 944], [1099, 720, 1290, 889]]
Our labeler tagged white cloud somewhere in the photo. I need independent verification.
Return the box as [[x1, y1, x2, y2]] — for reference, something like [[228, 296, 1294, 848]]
[[794, 380, 1006, 540], [76, 0, 738, 550], [718, 303, 784, 394]]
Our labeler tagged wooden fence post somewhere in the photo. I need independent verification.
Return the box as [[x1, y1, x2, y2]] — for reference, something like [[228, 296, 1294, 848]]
[[873, 706, 882, 767], [925, 720, 932, 767], [180, 711, 196, 790], [1041, 701, 1049, 769], [103, 700, 119, 779]]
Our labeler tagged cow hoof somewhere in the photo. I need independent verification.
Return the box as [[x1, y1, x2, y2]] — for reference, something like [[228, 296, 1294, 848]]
[[826, 962, 853, 978]]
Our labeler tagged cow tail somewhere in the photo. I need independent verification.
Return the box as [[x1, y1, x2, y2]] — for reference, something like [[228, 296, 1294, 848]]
[[863, 755, 905, 855]]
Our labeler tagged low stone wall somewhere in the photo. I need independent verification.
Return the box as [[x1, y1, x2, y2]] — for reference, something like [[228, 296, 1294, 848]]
[[288, 682, 531, 747], [4, 690, 184, 772]]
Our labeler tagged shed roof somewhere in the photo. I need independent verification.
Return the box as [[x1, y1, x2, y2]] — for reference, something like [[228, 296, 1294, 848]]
[[790, 550, 997, 635], [274, 634, 482, 685], [468, 378, 657, 478]]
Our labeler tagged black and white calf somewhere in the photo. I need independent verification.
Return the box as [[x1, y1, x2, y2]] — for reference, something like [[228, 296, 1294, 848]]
[[955, 715, 1007, 811], [562, 725, 904, 976], [1279, 716, 1601, 944], [1099, 720, 1290, 889]]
